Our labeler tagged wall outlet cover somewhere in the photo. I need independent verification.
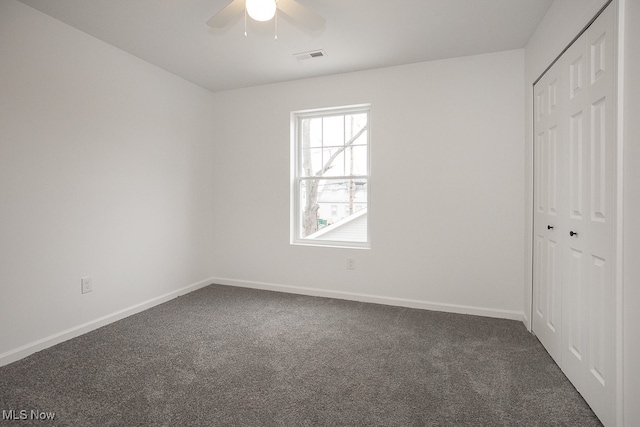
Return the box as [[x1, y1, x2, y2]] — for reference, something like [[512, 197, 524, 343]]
[[81, 276, 93, 294]]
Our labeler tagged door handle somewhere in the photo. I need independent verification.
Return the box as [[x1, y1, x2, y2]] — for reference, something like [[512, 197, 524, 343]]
[[547, 225, 554, 230], [570, 231, 578, 237]]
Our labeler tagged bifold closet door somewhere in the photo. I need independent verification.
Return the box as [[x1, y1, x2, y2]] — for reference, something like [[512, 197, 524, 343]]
[[532, 54, 564, 365], [533, 3, 616, 425], [561, 4, 616, 423]]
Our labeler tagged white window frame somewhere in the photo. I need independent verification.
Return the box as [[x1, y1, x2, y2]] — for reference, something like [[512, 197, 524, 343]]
[[290, 104, 371, 249]]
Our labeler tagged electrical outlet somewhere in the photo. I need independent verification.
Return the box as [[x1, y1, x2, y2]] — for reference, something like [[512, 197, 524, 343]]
[[81, 276, 93, 294], [346, 258, 356, 270]]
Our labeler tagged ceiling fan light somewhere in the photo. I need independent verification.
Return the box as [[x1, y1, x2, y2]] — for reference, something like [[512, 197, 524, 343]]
[[246, 0, 276, 22]]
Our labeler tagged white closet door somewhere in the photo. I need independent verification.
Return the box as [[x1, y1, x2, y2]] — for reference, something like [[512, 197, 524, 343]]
[[533, 3, 616, 425], [533, 63, 564, 364], [561, 4, 616, 424]]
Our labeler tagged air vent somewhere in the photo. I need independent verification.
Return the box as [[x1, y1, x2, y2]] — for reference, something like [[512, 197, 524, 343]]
[[294, 49, 327, 60]]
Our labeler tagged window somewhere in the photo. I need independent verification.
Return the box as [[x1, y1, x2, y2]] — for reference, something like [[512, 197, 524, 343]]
[[291, 104, 370, 248]]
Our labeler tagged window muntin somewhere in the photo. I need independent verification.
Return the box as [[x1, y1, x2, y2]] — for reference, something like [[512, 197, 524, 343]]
[[292, 105, 370, 248]]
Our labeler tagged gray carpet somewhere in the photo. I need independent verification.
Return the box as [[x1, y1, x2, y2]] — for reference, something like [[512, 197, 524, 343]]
[[0, 284, 601, 426]]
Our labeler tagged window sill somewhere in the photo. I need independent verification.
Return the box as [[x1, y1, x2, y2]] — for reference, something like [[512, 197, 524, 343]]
[[291, 241, 371, 250]]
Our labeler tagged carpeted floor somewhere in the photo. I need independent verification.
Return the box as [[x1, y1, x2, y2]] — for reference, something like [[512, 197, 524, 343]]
[[0, 284, 601, 426]]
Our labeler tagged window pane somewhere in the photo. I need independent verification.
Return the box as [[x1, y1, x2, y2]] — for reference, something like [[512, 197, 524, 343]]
[[322, 147, 345, 177], [346, 113, 368, 142], [345, 145, 368, 175], [301, 117, 323, 149], [300, 148, 323, 177], [323, 115, 344, 147], [299, 178, 367, 242]]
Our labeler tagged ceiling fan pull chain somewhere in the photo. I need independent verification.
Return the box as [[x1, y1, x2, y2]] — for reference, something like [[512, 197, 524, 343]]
[[274, 7, 278, 40], [244, 6, 247, 37]]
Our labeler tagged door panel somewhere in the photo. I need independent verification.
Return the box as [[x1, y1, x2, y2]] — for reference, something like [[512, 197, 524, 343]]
[[533, 66, 564, 363], [569, 111, 584, 219], [567, 247, 584, 363], [583, 4, 616, 422], [562, 23, 590, 395], [590, 97, 607, 221]]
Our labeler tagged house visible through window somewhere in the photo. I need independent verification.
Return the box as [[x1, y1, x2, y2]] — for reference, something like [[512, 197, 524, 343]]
[[291, 104, 370, 248]]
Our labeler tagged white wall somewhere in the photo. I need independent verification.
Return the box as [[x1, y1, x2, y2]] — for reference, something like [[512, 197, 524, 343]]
[[524, 0, 640, 425], [0, 0, 216, 363], [622, 1, 640, 424], [209, 50, 526, 319]]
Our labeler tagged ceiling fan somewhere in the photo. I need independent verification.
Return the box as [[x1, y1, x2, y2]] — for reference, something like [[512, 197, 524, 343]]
[[206, 0, 325, 35]]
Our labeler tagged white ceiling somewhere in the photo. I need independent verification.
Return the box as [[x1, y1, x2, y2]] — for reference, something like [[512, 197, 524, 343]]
[[17, 0, 554, 92]]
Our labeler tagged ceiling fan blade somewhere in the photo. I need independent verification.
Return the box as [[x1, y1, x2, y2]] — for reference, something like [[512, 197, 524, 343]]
[[206, 0, 245, 28], [277, 0, 326, 31]]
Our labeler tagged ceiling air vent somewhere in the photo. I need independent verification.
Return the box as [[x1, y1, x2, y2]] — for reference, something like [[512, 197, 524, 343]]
[[294, 49, 327, 60]]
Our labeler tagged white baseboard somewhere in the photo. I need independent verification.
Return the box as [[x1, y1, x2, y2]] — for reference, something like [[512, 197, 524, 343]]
[[0, 277, 215, 367], [1, 276, 526, 367], [212, 277, 526, 322]]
